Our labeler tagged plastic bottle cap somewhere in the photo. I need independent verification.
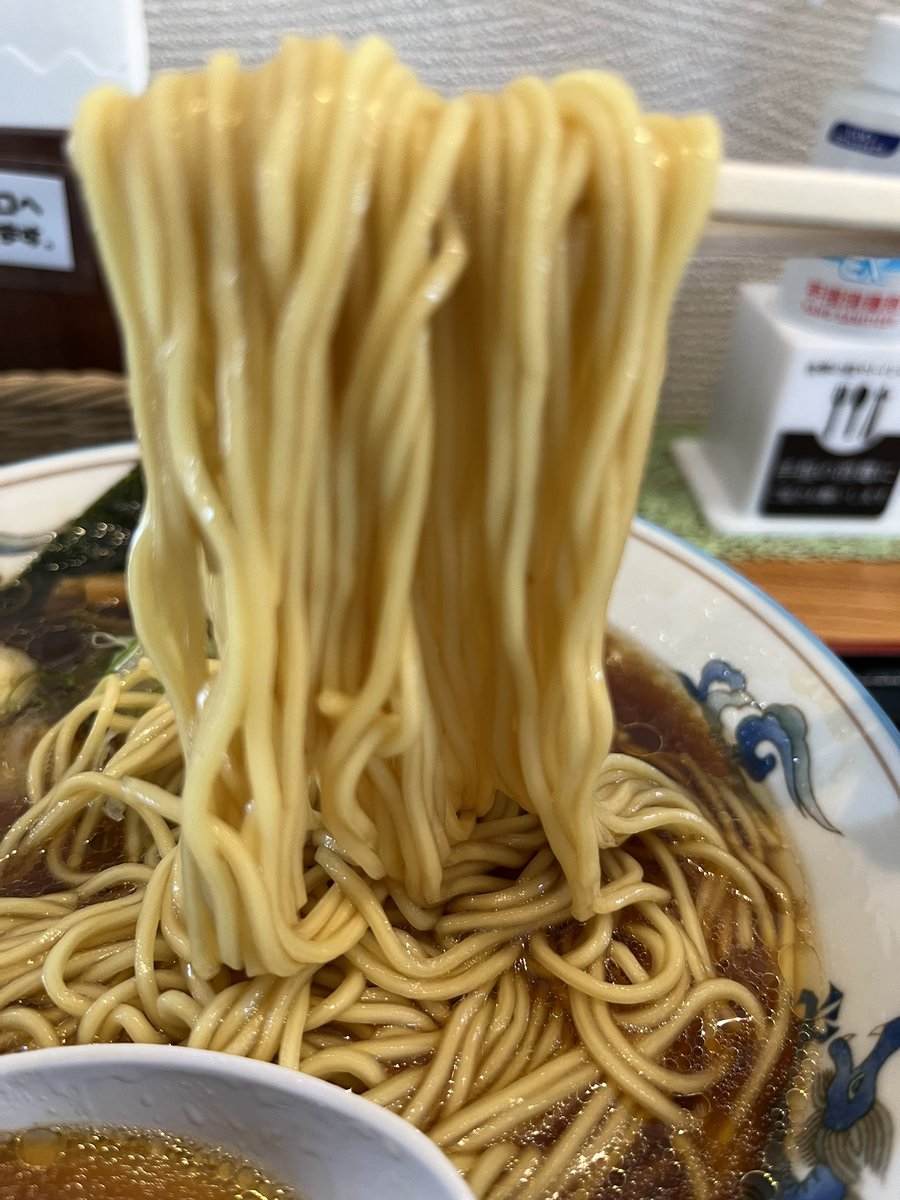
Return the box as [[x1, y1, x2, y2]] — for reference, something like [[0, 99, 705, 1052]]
[[862, 13, 900, 93]]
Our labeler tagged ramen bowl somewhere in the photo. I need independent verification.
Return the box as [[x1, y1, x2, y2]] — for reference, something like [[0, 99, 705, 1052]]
[[1, 445, 900, 1198], [0, 1043, 475, 1200]]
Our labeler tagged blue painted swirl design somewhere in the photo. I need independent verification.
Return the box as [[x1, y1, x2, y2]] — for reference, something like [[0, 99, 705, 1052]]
[[678, 658, 839, 834], [677, 664, 896, 1196]]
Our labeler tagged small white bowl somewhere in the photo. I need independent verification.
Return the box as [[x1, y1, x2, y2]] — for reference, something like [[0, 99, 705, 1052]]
[[0, 1043, 474, 1200]]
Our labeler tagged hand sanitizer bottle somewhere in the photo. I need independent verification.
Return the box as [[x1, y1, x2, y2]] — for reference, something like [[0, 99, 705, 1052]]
[[783, 12, 900, 336], [815, 12, 900, 175]]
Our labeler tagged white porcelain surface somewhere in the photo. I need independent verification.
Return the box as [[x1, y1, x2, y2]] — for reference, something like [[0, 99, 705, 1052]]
[[1, 445, 900, 1198], [0, 1044, 473, 1200]]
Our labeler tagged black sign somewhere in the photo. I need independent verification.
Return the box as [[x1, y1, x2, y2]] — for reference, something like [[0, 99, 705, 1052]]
[[762, 432, 900, 517]]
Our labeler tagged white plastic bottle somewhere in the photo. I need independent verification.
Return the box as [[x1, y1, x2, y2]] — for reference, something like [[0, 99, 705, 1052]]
[[814, 12, 900, 175]]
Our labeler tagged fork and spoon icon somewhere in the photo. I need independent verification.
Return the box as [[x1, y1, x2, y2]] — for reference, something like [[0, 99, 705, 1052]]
[[821, 383, 890, 450]]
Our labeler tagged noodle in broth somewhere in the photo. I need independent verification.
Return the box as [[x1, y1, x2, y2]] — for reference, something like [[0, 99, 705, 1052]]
[[0, 36, 818, 1199]]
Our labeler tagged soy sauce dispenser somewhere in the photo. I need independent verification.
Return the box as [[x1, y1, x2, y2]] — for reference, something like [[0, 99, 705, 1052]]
[[0, 0, 148, 372]]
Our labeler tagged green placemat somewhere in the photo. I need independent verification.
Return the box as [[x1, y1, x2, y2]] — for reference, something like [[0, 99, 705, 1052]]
[[638, 422, 900, 562]]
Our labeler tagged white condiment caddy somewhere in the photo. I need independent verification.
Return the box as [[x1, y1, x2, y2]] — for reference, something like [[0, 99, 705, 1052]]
[[673, 282, 900, 535], [676, 12, 900, 537]]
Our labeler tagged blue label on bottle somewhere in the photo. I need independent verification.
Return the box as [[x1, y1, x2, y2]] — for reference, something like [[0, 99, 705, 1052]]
[[826, 121, 900, 157], [823, 256, 900, 284]]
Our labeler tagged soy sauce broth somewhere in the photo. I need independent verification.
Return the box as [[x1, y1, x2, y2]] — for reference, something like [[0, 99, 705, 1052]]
[[0, 1125, 302, 1200]]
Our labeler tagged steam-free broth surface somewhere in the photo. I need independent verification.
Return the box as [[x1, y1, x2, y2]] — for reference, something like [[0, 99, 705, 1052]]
[[0, 1126, 299, 1200]]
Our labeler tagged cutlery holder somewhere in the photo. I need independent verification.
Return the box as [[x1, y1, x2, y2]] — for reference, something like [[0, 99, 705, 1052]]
[[673, 282, 900, 535]]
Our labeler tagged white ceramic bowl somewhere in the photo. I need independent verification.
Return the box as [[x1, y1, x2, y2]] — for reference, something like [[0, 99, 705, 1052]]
[[613, 520, 900, 1200], [2, 445, 900, 1198], [0, 1043, 474, 1200]]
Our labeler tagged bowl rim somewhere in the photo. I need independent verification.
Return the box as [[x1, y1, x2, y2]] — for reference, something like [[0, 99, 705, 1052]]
[[3, 442, 898, 754], [4, 443, 896, 762], [633, 516, 900, 754]]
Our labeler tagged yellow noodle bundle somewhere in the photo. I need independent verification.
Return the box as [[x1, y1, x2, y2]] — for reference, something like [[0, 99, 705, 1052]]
[[70, 35, 718, 976], [0, 35, 818, 1199]]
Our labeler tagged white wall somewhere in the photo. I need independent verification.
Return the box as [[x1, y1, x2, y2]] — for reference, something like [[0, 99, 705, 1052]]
[[143, 0, 885, 417]]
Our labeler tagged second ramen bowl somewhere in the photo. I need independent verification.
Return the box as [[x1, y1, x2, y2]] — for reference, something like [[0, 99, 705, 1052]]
[[0, 1043, 474, 1200]]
